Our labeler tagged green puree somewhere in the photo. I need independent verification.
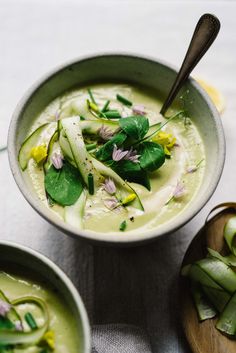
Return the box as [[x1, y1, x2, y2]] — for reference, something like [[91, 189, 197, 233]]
[[23, 83, 205, 234], [0, 270, 80, 353]]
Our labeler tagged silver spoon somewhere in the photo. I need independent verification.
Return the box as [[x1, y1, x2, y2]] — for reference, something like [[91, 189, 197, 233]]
[[160, 13, 221, 116]]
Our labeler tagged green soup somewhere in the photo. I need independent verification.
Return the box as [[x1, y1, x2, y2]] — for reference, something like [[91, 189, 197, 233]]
[[0, 268, 80, 353], [19, 83, 205, 234]]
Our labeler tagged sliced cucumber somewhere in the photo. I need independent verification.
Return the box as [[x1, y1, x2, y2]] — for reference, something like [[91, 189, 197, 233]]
[[187, 264, 230, 312], [202, 285, 230, 313], [80, 119, 119, 135], [64, 191, 87, 229], [18, 122, 57, 171], [224, 216, 236, 256], [190, 282, 217, 321], [216, 291, 236, 336], [60, 117, 102, 187], [0, 290, 22, 328], [43, 130, 59, 172], [196, 258, 236, 294]]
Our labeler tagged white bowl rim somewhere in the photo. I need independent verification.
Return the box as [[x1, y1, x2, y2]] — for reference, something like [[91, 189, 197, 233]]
[[8, 52, 226, 245], [0, 240, 91, 353]]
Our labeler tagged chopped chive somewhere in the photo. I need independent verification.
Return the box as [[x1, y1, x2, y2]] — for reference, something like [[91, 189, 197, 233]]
[[25, 312, 38, 330], [196, 158, 204, 168], [87, 99, 99, 113], [101, 100, 110, 112], [88, 173, 94, 195], [103, 110, 121, 119], [88, 88, 96, 104], [80, 115, 86, 121], [86, 143, 97, 151], [119, 220, 127, 231], [116, 94, 132, 107], [87, 99, 107, 119]]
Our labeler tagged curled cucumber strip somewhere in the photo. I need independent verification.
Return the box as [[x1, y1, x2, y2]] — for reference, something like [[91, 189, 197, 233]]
[[224, 215, 236, 256], [0, 296, 49, 345]]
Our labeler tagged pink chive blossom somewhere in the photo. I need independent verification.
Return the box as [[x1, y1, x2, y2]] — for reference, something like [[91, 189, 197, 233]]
[[173, 181, 186, 199], [186, 165, 198, 173], [98, 125, 114, 141], [103, 178, 116, 195], [15, 321, 24, 331], [0, 299, 11, 317], [51, 151, 64, 169], [55, 110, 61, 121], [112, 144, 129, 162], [124, 147, 140, 163], [132, 104, 146, 116], [104, 197, 119, 210]]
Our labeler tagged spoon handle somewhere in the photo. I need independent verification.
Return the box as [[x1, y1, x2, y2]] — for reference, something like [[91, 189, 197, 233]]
[[160, 13, 220, 115]]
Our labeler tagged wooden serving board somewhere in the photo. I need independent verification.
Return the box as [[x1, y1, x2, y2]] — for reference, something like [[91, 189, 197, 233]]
[[180, 205, 236, 353]]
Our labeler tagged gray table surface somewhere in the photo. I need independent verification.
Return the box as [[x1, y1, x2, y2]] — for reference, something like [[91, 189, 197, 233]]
[[1, 1, 236, 352]]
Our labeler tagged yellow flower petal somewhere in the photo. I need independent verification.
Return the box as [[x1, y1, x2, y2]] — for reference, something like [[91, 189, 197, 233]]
[[152, 131, 176, 155], [42, 330, 55, 350], [122, 193, 136, 205], [30, 145, 47, 164]]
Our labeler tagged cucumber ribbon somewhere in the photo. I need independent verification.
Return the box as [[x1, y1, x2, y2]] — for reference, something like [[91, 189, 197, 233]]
[[182, 203, 236, 335], [0, 296, 49, 345]]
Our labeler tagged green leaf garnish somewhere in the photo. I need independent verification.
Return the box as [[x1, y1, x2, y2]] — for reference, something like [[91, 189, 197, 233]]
[[0, 317, 14, 331], [139, 142, 165, 172], [95, 132, 127, 161], [109, 160, 151, 190], [119, 115, 149, 140], [45, 161, 83, 206]]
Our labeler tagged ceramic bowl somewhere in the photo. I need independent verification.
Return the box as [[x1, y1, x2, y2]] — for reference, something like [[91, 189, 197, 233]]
[[8, 54, 225, 245], [0, 241, 91, 352]]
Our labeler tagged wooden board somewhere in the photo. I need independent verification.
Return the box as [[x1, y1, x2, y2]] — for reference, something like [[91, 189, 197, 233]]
[[180, 206, 236, 353]]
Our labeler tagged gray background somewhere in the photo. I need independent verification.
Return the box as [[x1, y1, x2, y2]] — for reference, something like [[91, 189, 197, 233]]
[[0, 1, 235, 352]]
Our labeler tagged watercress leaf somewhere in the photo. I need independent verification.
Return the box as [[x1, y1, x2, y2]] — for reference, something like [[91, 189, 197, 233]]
[[139, 142, 165, 172], [95, 132, 127, 161], [107, 160, 151, 190], [45, 161, 83, 206], [0, 345, 14, 353], [119, 115, 149, 140], [0, 317, 15, 330]]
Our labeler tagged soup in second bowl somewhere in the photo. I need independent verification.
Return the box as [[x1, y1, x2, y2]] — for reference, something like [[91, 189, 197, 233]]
[[0, 266, 81, 353]]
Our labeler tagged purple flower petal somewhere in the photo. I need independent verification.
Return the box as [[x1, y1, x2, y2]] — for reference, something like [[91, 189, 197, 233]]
[[103, 178, 116, 195], [98, 125, 114, 141], [0, 299, 11, 317], [173, 181, 186, 199], [51, 151, 64, 169], [104, 197, 119, 209], [55, 110, 61, 121], [132, 104, 146, 116], [124, 147, 140, 163], [186, 165, 198, 173], [15, 321, 24, 331], [112, 145, 129, 162]]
